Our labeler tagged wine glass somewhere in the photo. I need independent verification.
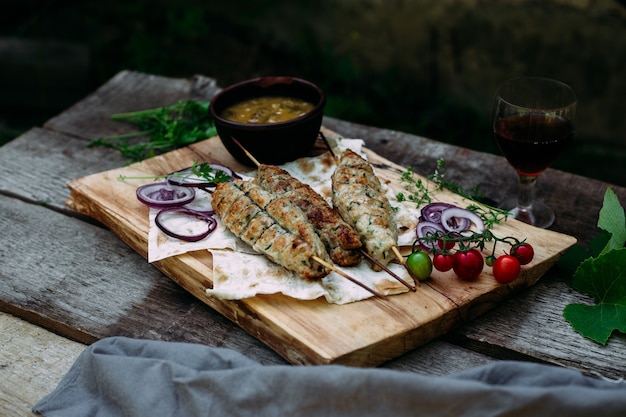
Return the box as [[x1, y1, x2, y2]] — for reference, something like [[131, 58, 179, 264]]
[[493, 77, 577, 228]]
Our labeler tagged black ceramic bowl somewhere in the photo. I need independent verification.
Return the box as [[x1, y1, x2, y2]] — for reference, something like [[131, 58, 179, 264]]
[[209, 76, 326, 166]]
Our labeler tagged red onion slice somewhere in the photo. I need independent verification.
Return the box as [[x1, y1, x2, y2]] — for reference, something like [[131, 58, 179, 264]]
[[155, 207, 217, 242], [440, 207, 485, 235], [419, 202, 456, 224], [416, 221, 446, 249], [136, 182, 195, 208]]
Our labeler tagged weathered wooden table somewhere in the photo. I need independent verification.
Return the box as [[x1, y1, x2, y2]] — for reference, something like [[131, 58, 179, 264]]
[[2, 70, 625, 416]]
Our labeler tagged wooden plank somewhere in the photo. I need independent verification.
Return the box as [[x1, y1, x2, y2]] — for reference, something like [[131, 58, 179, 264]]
[[0, 127, 127, 213], [0, 312, 85, 417], [65, 132, 576, 366], [450, 272, 626, 379]]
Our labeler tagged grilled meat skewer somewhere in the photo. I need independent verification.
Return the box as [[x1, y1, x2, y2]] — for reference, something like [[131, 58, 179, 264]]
[[255, 164, 363, 267], [239, 179, 331, 266], [331, 149, 398, 271], [212, 179, 330, 280]]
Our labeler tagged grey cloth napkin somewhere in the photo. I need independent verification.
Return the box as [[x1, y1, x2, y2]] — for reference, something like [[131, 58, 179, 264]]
[[33, 336, 626, 417]]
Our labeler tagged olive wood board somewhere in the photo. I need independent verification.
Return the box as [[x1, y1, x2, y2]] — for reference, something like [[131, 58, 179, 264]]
[[65, 130, 577, 367]]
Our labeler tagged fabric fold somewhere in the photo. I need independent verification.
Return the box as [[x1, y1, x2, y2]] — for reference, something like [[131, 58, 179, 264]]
[[34, 336, 626, 417]]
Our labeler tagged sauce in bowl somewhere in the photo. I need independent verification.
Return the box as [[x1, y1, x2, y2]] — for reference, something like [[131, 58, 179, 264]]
[[220, 96, 315, 124]]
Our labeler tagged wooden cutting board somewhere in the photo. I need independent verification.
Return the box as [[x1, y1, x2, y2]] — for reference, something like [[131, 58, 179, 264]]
[[66, 130, 577, 366]]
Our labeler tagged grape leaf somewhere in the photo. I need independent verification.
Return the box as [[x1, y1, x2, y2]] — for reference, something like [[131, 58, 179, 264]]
[[557, 230, 610, 276], [562, 188, 626, 344], [598, 188, 626, 254], [563, 248, 626, 344]]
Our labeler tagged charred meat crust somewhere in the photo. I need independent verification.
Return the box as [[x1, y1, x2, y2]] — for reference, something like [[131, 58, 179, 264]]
[[256, 164, 363, 267], [212, 180, 328, 280]]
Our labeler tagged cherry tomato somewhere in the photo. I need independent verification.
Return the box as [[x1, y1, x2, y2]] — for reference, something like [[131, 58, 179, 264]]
[[485, 255, 496, 267], [433, 253, 455, 272], [437, 239, 455, 251], [492, 254, 521, 284], [511, 243, 534, 265], [453, 249, 484, 281], [406, 251, 433, 281]]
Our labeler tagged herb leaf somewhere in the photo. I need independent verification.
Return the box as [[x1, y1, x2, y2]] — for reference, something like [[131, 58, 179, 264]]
[[89, 100, 216, 162]]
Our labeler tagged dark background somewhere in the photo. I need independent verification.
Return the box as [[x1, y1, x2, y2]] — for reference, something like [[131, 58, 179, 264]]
[[1, 0, 625, 187]]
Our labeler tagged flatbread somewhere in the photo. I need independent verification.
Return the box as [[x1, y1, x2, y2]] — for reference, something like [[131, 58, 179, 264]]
[[206, 249, 411, 305]]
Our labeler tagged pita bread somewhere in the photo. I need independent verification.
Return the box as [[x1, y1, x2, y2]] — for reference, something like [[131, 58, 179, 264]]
[[206, 249, 410, 305]]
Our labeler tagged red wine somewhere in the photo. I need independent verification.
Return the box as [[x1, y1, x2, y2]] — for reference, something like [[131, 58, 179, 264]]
[[494, 113, 573, 176]]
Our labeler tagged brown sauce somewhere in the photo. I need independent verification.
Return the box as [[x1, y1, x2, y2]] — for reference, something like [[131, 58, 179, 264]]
[[220, 96, 315, 124]]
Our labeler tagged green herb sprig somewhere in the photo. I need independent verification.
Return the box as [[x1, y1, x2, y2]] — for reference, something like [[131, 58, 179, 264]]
[[89, 100, 216, 162], [396, 166, 432, 207], [118, 161, 231, 184], [397, 158, 508, 227]]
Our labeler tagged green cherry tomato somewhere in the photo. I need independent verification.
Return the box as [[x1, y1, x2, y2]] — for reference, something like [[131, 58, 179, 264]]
[[406, 251, 433, 281], [492, 254, 521, 284]]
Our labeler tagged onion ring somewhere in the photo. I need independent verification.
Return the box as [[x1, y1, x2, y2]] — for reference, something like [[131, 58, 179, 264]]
[[419, 202, 456, 224], [440, 207, 485, 235], [136, 182, 195, 208], [155, 207, 217, 242], [416, 221, 446, 249]]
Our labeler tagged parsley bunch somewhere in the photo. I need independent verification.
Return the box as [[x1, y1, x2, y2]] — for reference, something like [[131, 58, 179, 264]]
[[89, 100, 217, 162]]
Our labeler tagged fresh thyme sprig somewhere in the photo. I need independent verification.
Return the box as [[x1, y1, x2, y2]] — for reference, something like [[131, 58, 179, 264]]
[[397, 158, 509, 228], [466, 204, 509, 229], [89, 100, 217, 162], [428, 158, 483, 201], [396, 166, 432, 207]]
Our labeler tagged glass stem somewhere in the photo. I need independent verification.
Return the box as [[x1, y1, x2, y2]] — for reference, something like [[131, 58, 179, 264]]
[[517, 174, 538, 210]]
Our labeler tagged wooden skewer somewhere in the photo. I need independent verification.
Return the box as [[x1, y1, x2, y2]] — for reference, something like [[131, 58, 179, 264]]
[[231, 136, 262, 167], [230, 136, 386, 299], [318, 130, 336, 160], [360, 249, 416, 292], [312, 256, 384, 299], [392, 246, 422, 286]]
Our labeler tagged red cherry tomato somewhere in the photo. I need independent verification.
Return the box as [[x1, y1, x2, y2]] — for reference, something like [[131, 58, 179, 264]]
[[492, 254, 521, 284], [511, 243, 534, 265], [453, 249, 484, 281], [433, 253, 455, 272], [437, 239, 455, 251]]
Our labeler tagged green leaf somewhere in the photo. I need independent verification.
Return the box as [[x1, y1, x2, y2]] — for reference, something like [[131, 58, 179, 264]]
[[563, 248, 626, 344], [598, 188, 626, 255], [557, 230, 611, 276]]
